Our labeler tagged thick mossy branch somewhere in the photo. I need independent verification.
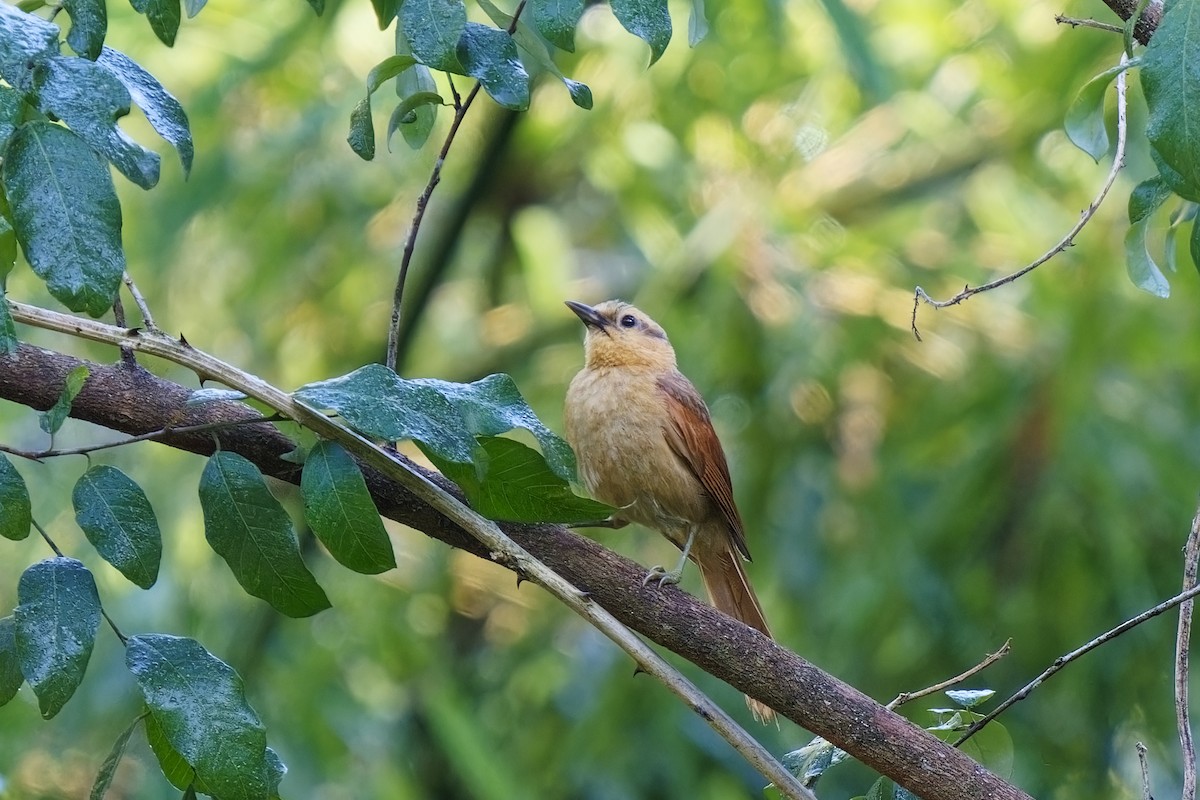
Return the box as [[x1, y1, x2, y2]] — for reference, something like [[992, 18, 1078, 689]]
[[0, 343, 1031, 800]]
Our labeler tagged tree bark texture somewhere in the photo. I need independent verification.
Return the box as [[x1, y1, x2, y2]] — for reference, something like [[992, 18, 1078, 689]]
[[0, 343, 1032, 800]]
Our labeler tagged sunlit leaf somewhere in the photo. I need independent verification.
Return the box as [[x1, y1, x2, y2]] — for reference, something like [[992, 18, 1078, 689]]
[[387, 91, 443, 150], [4, 122, 125, 317], [531, 0, 582, 52], [97, 47, 194, 175], [423, 435, 615, 523], [944, 688, 994, 709], [183, 0, 206, 17], [610, 0, 671, 65], [370, 0, 398, 28], [1142, 1, 1200, 194], [457, 22, 530, 111], [401, 0, 466, 72], [89, 715, 142, 800], [779, 735, 849, 785], [476, 0, 591, 109], [294, 365, 577, 480], [40, 364, 89, 435], [128, 634, 274, 800], [367, 54, 419, 95], [1124, 217, 1171, 297], [64, 0, 107, 60], [73, 465, 162, 589], [301, 440, 395, 574], [687, 0, 707, 46], [129, 0, 181, 46], [393, 28, 439, 150], [14, 557, 101, 719], [0, 453, 31, 541], [0, 616, 23, 707], [198, 451, 331, 617]]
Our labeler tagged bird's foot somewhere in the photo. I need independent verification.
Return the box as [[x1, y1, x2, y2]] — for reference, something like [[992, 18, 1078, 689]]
[[641, 565, 682, 588]]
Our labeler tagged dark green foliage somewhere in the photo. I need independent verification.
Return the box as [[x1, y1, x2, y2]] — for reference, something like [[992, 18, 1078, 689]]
[[73, 465, 163, 589], [63, 0, 107, 60], [39, 364, 89, 435], [0, 453, 30, 540], [89, 715, 142, 800], [301, 440, 396, 574], [199, 451, 331, 617], [13, 557, 101, 719], [0, 616, 23, 707], [127, 634, 279, 800], [610, 0, 671, 65], [4, 123, 125, 317]]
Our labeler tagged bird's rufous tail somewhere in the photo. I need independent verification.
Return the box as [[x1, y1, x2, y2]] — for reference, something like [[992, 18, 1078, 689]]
[[696, 542, 775, 724]]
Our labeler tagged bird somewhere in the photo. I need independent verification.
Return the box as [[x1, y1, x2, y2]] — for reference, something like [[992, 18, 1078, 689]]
[[563, 299, 775, 723]]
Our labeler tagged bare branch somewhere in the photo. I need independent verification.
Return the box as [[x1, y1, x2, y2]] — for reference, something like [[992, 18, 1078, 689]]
[[385, 1, 528, 372], [1054, 15, 1124, 34], [1136, 741, 1152, 800], [887, 640, 1011, 710], [123, 272, 158, 332], [955, 582, 1200, 747], [911, 54, 1130, 341], [0, 315, 1033, 800], [1178, 504, 1200, 800]]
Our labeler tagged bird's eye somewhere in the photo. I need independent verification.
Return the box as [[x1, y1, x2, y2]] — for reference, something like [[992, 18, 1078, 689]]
[[620, 314, 637, 328]]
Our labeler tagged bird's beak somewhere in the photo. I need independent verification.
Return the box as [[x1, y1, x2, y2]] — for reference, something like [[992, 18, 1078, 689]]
[[565, 300, 610, 331]]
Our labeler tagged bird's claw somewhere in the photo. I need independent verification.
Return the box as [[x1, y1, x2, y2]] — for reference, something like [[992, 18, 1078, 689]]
[[642, 565, 682, 588]]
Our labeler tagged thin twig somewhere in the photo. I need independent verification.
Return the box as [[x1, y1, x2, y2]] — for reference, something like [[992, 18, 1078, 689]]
[[123, 272, 158, 332], [1177, 504, 1200, 800], [101, 608, 128, 645], [1054, 15, 1124, 34], [1136, 741, 1152, 800], [31, 518, 63, 557], [911, 53, 1130, 341], [954, 581, 1200, 746], [0, 415, 284, 462], [111, 296, 138, 368], [5, 298, 814, 800], [887, 640, 1011, 710], [384, 1, 528, 372]]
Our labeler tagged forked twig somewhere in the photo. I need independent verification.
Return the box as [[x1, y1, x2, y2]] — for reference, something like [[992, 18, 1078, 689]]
[[887, 640, 1011, 710], [911, 54, 1130, 341]]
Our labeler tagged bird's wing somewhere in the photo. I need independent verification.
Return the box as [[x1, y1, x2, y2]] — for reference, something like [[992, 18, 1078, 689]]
[[656, 371, 751, 561]]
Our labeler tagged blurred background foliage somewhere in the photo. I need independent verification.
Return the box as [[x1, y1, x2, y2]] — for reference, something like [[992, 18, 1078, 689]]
[[1, 0, 1197, 797]]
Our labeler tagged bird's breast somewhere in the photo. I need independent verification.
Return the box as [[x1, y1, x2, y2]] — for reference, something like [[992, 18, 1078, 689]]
[[564, 368, 712, 531]]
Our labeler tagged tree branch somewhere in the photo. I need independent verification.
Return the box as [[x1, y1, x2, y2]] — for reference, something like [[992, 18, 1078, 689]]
[[1178, 503, 1200, 800], [1100, 0, 1163, 45], [0, 331, 1032, 800]]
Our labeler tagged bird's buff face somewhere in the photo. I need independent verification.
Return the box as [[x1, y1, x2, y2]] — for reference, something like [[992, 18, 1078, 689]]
[[565, 299, 677, 371]]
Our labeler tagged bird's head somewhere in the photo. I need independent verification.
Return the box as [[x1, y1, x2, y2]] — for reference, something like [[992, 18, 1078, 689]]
[[566, 299, 677, 371]]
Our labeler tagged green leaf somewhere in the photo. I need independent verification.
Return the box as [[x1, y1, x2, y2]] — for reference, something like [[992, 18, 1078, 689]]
[[457, 23, 531, 111], [64, 0, 107, 60], [0, 3, 60, 93], [0, 616, 24, 707], [97, 47, 195, 175], [423, 436, 615, 523], [1152, 144, 1200, 202], [14, 557, 102, 719], [73, 465, 163, 589], [476, 0, 591, 109], [1065, 62, 1133, 162], [687, 0, 707, 46], [1191, 215, 1200, 276], [864, 777, 892, 800], [301, 440, 395, 575], [347, 97, 375, 161], [127, 634, 273, 800], [779, 736, 849, 785], [401, 0, 467, 72], [294, 366, 577, 480], [4, 122, 126, 317], [0, 453, 31, 540], [32, 55, 161, 190], [944, 688, 994, 709], [89, 715, 143, 800], [393, 30, 439, 150], [302, 0, 322, 15], [129, 0, 182, 46], [610, 0, 671, 65], [530, 0, 583, 52], [370, 0, 398, 28], [1124, 217, 1171, 297], [183, 0, 206, 17], [0, 294, 15, 356], [387, 90, 443, 150], [1142, 0, 1200, 195], [144, 710, 212, 794], [0, 85, 24, 154], [367, 54, 419, 95], [198, 451, 331, 617], [1129, 176, 1174, 224], [40, 364, 89, 435]]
